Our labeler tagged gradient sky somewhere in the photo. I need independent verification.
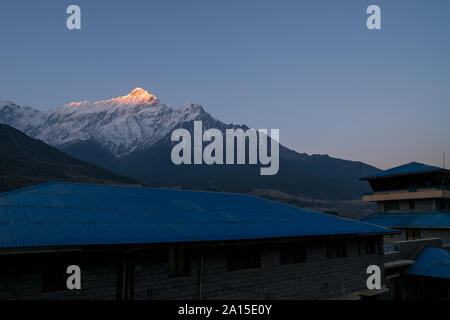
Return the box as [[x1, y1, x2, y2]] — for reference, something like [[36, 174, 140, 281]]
[[0, 0, 449, 169]]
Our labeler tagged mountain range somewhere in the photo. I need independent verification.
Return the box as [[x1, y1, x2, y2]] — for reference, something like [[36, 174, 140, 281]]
[[0, 88, 380, 202]]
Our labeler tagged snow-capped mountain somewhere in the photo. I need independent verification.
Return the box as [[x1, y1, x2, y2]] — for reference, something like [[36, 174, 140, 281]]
[[0, 88, 380, 202], [0, 88, 205, 157], [0, 100, 49, 136]]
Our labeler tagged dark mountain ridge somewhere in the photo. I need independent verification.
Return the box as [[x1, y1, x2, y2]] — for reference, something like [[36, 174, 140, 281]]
[[0, 124, 140, 192]]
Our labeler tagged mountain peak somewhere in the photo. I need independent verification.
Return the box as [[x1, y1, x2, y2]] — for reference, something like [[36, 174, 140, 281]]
[[87, 87, 158, 107], [63, 87, 158, 108], [0, 100, 14, 108], [180, 102, 204, 112], [129, 87, 146, 95]]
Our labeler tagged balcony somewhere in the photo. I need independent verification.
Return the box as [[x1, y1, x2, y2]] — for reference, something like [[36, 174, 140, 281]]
[[363, 187, 450, 202]]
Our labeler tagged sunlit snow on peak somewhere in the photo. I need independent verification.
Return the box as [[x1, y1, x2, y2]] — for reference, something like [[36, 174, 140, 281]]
[[97, 87, 158, 106], [65, 88, 158, 108], [0, 89, 207, 157]]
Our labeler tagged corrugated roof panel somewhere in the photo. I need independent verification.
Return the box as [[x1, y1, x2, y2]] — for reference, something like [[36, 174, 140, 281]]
[[0, 182, 394, 249], [406, 247, 450, 279]]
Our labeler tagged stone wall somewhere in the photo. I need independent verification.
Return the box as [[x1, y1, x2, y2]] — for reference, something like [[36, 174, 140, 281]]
[[132, 237, 384, 300], [0, 236, 385, 300]]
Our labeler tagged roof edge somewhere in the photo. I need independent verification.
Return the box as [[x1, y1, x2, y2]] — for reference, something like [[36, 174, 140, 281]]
[[0, 181, 59, 198], [0, 230, 397, 253]]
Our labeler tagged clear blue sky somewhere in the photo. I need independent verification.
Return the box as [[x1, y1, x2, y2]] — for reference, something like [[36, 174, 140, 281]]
[[1, 0, 449, 169]]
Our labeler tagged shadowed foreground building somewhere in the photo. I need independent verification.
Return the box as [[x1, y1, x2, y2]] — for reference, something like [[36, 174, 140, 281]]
[[0, 182, 393, 300], [360, 162, 450, 299]]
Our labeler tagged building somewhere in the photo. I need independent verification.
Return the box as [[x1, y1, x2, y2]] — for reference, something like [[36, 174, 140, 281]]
[[360, 162, 450, 299], [360, 162, 450, 243], [0, 182, 394, 300]]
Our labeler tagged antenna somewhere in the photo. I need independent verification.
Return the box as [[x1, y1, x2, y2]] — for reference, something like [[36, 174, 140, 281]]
[[443, 152, 446, 193], [359, 161, 362, 196]]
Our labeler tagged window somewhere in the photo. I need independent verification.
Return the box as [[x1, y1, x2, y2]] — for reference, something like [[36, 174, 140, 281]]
[[358, 237, 376, 255], [326, 239, 347, 259], [117, 257, 134, 300], [168, 247, 191, 277], [406, 229, 421, 241], [42, 262, 68, 292], [227, 246, 260, 271], [408, 200, 415, 210], [384, 201, 399, 211], [439, 199, 445, 210], [280, 242, 306, 265], [42, 256, 79, 292], [378, 238, 384, 254]]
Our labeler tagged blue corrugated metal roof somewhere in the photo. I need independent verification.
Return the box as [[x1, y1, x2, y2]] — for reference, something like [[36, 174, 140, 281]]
[[360, 212, 450, 228], [0, 182, 393, 249], [406, 247, 450, 279], [361, 162, 447, 180]]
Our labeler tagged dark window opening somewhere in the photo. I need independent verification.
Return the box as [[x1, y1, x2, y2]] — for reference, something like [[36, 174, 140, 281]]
[[406, 229, 421, 241], [370, 172, 450, 192], [280, 242, 306, 265], [359, 237, 376, 255], [409, 200, 415, 210], [384, 201, 399, 211], [42, 256, 78, 292], [168, 247, 191, 277], [227, 246, 261, 271], [439, 199, 445, 210], [378, 238, 384, 254], [43, 264, 67, 292], [117, 256, 134, 300], [326, 239, 347, 259]]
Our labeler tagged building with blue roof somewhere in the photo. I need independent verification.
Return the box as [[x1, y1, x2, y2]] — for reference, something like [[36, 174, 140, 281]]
[[360, 162, 450, 243], [0, 182, 394, 300], [406, 247, 450, 280], [0, 181, 393, 249], [359, 162, 450, 300]]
